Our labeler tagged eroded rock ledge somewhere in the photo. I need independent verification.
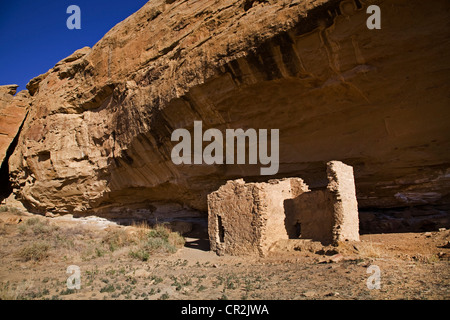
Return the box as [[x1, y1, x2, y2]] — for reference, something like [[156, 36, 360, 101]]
[[4, 0, 450, 226]]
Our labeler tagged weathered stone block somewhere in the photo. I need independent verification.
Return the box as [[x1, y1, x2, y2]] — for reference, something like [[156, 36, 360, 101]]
[[327, 160, 360, 242], [208, 161, 360, 256], [208, 178, 309, 256]]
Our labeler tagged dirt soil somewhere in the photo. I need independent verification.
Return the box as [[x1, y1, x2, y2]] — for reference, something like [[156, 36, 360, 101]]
[[0, 209, 449, 300]]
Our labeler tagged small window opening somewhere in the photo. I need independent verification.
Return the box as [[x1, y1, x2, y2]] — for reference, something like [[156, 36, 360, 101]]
[[294, 222, 302, 238], [218, 215, 225, 243]]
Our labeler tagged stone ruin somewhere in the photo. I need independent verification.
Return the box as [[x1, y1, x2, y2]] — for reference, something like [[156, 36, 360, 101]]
[[208, 161, 360, 256]]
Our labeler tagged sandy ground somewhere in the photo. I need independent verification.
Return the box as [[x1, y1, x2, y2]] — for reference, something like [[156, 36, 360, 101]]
[[0, 209, 449, 300]]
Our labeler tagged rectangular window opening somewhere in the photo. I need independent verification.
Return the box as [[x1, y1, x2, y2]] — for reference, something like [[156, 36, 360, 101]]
[[217, 215, 225, 243]]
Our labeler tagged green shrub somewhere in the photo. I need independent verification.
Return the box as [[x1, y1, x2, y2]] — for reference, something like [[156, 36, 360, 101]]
[[145, 237, 176, 254], [95, 247, 105, 257], [100, 284, 115, 293], [159, 293, 170, 300], [129, 248, 150, 262], [126, 224, 185, 261], [59, 288, 75, 296], [147, 224, 170, 240]]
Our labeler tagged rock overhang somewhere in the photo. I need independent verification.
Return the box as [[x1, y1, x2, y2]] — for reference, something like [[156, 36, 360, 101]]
[[1, 0, 448, 224]]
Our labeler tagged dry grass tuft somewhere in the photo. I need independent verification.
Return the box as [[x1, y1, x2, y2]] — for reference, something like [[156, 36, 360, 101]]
[[17, 242, 50, 261], [18, 217, 59, 236]]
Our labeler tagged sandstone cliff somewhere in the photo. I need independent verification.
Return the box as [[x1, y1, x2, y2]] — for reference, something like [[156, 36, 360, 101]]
[[2, 0, 449, 224], [0, 85, 29, 197]]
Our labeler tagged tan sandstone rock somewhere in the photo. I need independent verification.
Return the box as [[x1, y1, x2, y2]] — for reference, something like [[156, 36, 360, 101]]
[[0, 0, 448, 227], [0, 85, 29, 198], [0, 86, 29, 167]]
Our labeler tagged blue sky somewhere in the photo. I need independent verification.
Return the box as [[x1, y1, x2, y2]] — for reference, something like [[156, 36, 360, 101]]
[[0, 0, 148, 92]]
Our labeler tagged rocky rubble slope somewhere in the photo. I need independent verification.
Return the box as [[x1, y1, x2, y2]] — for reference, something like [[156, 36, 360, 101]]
[[1, 0, 449, 224]]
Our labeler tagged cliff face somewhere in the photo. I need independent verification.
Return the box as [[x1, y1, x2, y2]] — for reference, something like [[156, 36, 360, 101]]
[[0, 86, 27, 165], [4, 0, 450, 221], [0, 85, 29, 197]]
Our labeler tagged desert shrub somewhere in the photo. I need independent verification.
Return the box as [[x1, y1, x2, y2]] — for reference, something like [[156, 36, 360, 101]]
[[168, 231, 186, 248], [159, 293, 170, 300], [101, 223, 185, 260], [100, 284, 115, 293], [102, 228, 135, 252], [129, 248, 150, 261], [95, 247, 105, 257], [146, 237, 177, 254], [0, 283, 16, 300], [18, 218, 59, 236], [17, 242, 50, 261], [148, 224, 171, 240], [127, 224, 185, 260], [59, 288, 75, 296], [144, 224, 185, 254], [130, 221, 152, 240], [0, 281, 36, 300]]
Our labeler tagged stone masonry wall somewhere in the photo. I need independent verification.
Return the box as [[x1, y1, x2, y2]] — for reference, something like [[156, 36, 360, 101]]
[[208, 161, 360, 256], [208, 178, 309, 256], [285, 190, 335, 243], [327, 161, 360, 242]]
